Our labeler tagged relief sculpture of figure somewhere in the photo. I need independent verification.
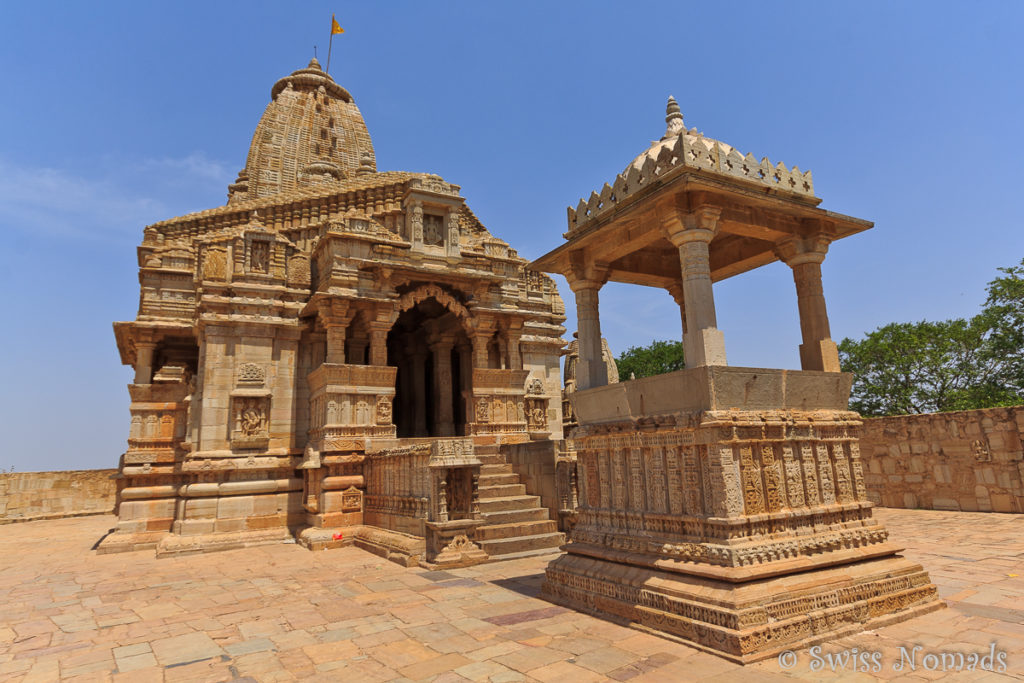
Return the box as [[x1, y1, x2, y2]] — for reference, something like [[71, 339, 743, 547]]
[[241, 399, 264, 435]]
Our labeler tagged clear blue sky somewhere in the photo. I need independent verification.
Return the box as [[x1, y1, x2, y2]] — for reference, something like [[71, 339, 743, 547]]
[[2, 3, 1022, 471]]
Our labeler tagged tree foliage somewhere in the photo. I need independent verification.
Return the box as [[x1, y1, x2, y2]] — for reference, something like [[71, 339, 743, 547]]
[[839, 259, 1024, 416], [615, 339, 686, 380]]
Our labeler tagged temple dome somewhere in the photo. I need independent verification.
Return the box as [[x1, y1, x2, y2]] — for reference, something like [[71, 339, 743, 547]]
[[229, 58, 377, 203], [627, 95, 736, 174]]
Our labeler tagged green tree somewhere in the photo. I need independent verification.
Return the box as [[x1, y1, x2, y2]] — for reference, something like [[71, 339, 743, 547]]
[[838, 259, 1024, 416], [615, 339, 685, 380]]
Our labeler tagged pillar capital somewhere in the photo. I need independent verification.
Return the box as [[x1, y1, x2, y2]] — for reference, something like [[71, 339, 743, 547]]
[[774, 233, 831, 267], [565, 251, 608, 292], [660, 205, 721, 246]]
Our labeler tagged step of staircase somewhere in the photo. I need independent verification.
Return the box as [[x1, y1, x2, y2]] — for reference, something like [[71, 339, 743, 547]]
[[478, 495, 542, 513], [480, 463, 514, 475], [479, 472, 521, 486], [480, 506, 550, 525], [477, 519, 558, 541], [479, 483, 527, 498], [472, 445, 565, 559], [478, 531, 565, 556]]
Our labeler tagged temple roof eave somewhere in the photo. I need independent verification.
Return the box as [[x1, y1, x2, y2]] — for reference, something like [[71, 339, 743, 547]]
[[531, 171, 872, 286]]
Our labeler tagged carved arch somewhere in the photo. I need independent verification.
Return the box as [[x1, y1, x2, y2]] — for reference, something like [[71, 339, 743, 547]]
[[390, 284, 471, 324]]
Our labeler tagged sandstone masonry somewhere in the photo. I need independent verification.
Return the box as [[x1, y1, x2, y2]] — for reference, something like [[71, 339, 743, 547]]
[[859, 406, 1024, 513]]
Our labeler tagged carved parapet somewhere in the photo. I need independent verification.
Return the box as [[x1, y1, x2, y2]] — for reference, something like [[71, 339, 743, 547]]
[[124, 381, 190, 465], [472, 368, 529, 391], [308, 363, 398, 451]]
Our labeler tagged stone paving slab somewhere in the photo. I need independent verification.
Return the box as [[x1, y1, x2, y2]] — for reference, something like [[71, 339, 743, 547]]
[[0, 508, 1021, 681]]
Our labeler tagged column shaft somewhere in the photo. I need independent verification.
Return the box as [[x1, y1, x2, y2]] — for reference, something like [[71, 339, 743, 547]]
[[134, 342, 156, 384], [369, 328, 388, 366], [326, 327, 346, 364], [432, 343, 455, 436], [791, 258, 840, 372], [574, 284, 608, 390], [412, 350, 428, 436]]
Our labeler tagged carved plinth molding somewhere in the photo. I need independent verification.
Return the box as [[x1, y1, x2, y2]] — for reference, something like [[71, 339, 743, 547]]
[[542, 400, 942, 663]]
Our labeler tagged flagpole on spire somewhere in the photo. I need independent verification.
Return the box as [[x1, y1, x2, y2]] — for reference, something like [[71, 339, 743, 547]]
[[326, 14, 344, 75]]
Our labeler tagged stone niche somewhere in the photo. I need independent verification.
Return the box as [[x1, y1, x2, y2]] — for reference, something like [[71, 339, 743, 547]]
[[542, 366, 942, 663]]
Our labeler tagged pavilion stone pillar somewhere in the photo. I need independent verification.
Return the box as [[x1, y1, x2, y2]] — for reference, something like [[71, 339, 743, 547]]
[[134, 339, 157, 384], [666, 283, 689, 340], [567, 272, 609, 390], [776, 235, 841, 372], [430, 338, 455, 436], [663, 207, 727, 368]]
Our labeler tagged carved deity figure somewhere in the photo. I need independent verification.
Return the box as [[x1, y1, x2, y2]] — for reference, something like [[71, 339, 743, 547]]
[[240, 398, 265, 436], [250, 241, 270, 273], [423, 214, 444, 246]]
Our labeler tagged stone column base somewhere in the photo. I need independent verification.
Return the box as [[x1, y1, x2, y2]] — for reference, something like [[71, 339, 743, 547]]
[[800, 338, 841, 373], [542, 552, 942, 664]]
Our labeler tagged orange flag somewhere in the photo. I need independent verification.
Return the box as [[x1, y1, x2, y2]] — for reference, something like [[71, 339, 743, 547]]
[[331, 15, 344, 35]]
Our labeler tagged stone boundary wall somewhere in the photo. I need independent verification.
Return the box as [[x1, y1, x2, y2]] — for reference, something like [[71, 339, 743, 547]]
[[859, 407, 1024, 512], [0, 470, 117, 524]]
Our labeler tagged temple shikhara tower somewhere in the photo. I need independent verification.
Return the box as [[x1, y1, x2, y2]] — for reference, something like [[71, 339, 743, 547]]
[[532, 97, 942, 662], [108, 59, 567, 563]]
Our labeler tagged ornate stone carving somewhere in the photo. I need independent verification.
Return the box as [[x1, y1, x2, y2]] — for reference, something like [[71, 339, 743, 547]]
[[375, 395, 392, 425], [202, 248, 226, 280], [423, 213, 444, 246], [237, 363, 266, 386], [250, 240, 270, 273]]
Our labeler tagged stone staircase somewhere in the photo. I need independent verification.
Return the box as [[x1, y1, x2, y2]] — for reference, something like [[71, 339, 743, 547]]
[[474, 445, 565, 559]]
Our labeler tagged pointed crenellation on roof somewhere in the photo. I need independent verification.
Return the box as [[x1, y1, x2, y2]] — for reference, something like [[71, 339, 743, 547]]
[[566, 97, 815, 234]]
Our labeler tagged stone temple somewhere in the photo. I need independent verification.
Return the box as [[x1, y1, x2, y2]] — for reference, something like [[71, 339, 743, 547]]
[[108, 59, 942, 664], [107, 58, 568, 564]]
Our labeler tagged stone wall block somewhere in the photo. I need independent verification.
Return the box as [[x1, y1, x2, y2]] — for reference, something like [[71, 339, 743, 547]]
[[859, 407, 1024, 513]]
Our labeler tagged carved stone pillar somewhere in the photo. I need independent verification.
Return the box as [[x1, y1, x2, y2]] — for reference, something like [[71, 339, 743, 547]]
[[408, 199, 424, 251], [134, 340, 156, 384], [470, 333, 489, 369], [663, 207, 727, 368], [325, 327, 345, 364], [459, 342, 474, 426], [506, 328, 523, 370], [431, 340, 455, 437], [445, 210, 461, 258], [776, 234, 840, 372], [369, 325, 389, 366], [567, 276, 608, 391], [411, 347, 428, 436], [320, 302, 352, 365]]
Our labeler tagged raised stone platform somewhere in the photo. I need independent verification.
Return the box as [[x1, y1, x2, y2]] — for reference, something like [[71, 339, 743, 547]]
[[542, 367, 943, 663]]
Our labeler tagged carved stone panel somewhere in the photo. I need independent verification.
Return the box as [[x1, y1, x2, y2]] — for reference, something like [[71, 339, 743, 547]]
[[231, 396, 270, 449], [423, 213, 444, 246]]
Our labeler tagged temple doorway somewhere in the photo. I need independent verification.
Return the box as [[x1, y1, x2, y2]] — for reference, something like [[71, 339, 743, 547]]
[[387, 297, 472, 438]]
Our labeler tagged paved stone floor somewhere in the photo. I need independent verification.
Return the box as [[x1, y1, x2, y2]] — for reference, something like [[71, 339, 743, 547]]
[[0, 509, 1021, 682]]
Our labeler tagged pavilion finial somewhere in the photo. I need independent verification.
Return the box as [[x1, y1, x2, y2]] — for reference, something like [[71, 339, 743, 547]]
[[663, 95, 684, 140]]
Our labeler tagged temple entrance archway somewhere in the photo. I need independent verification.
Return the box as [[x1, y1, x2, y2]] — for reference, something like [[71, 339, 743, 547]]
[[387, 294, 472, 438]]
